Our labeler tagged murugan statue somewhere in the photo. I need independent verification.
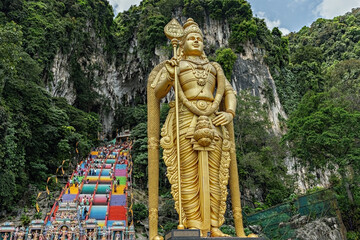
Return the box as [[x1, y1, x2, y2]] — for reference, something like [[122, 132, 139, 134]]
[[148, 18, 247, 238]]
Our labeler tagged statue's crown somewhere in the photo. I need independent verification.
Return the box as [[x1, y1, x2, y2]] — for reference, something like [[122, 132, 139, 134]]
[[183, 18, 203, 38]]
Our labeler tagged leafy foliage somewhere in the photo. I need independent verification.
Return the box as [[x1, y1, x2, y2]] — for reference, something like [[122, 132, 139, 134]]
[[131, 122, 148, 187], [0, 20, 100, 213], [234, 91, 293, 208], [282, 9, 360, 233], [1, 0, 359, 235], [133, 203, 148, 224], [215, 48, 237, 81]]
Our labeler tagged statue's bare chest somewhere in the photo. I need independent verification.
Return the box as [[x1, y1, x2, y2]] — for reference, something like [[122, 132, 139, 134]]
[[178, 61, 217, 100]]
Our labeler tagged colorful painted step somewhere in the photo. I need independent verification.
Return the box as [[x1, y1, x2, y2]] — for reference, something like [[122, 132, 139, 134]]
[[99, 177, 112, 184], [86, 176, 98, 183], [115, 164, 126, 170], [112, 185, 126, 195], [114, 169, 126, 176], [78, 194, 93, 204], [101, 169, 111, 176], [108, 206, 126, 220], [110, 195, 126, 206], [77, 176, 85, 183], [62, 194, 76, 202], [69, 185, 79, 194], [81, 184, 96, 194], [104, 164, 112, 169], [93, 194, 108, 205], [89, 206, 107, 220], [115, 176, 127, 185], [96, 184, 111, 194]]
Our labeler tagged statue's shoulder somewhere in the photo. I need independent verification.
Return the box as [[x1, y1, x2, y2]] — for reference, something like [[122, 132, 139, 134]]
[[148, 61, 166, 87]]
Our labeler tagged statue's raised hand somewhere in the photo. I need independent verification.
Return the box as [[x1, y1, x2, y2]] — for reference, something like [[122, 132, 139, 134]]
[[212, 111, 233, 126], [165, 57, 179, 79]]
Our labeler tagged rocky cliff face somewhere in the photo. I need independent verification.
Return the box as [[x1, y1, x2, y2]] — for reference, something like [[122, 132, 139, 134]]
[[294, 217, 344, 240], [48, 13, 286, 136], [48, 10, 334, 193]]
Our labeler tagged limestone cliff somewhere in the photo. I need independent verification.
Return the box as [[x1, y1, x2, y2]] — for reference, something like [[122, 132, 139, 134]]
[[47, 13, 286, 136], [48, 9, 323, 197], [46, 6, 332, 194]]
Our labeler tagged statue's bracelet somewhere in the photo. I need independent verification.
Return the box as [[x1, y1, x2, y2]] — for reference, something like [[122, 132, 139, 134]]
[[168, 73, 175, 82], [226, 109, 235, 118]]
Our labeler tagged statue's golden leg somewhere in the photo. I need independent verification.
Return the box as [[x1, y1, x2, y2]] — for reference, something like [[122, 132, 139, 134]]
[[178, 132, 202, 229]]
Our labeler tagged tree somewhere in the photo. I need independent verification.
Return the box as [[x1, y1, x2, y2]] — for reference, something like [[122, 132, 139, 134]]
[[215, 48, 237, 81], [131, 122, 148, 187], [234, 91, 293, 207]]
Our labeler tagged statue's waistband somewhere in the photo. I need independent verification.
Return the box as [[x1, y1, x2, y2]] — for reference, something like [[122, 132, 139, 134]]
[[170, 99, 215, 112]]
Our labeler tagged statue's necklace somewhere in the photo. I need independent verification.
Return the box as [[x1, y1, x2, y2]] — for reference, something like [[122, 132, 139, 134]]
[[188, 61, 211, 86]]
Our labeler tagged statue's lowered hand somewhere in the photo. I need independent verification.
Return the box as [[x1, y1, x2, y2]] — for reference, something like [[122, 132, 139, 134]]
[[213, 111, 233, 126]]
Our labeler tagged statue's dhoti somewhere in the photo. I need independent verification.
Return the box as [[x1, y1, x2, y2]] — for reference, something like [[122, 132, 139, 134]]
[[160, 100, 231, 231]]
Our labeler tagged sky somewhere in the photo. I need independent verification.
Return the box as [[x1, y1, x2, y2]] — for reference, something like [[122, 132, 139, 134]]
[[108, 0, 360, 34]]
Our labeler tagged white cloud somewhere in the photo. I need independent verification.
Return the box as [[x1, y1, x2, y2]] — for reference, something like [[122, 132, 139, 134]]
[[257, 12, 291, 35], [314, 0, 360, 19], [279, 28, 291, 35], [108, 0, 142, 16]]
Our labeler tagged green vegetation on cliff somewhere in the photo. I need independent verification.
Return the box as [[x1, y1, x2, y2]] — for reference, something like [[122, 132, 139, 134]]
[[0, 3, 102, 213], [282, 9, 360, 237], [1, 0, 359, 236]]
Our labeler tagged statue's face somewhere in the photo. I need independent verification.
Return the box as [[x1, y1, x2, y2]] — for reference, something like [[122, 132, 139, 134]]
[[183, 33, 203, 56]]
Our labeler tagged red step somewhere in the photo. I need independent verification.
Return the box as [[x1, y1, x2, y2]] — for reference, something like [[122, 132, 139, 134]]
[[108, 206, 126, 220]]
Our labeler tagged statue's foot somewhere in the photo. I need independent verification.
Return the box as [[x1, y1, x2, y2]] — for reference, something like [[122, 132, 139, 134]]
[[247, 233, 259, 238], [200, 230, 208, 237], [152, 235, 164, 240], [211, 228, 230, 237]]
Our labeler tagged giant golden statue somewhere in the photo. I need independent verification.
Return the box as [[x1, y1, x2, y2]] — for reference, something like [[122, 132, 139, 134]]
[[147, 18, 247, 238]]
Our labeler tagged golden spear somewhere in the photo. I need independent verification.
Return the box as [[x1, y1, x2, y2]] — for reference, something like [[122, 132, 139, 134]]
[[164, 18, 185, 230]]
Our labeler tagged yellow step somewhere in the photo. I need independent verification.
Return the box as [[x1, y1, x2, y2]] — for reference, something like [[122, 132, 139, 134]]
[[112, 185, 126, 195]]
